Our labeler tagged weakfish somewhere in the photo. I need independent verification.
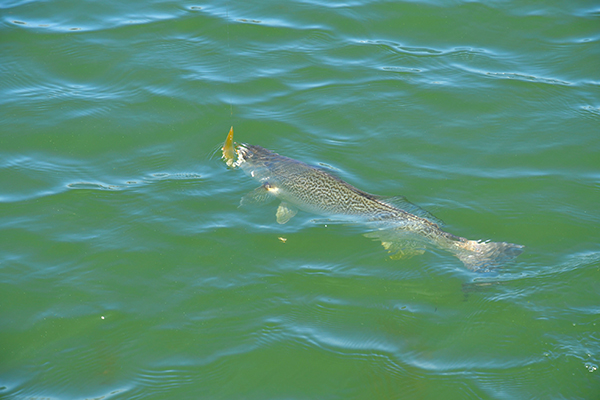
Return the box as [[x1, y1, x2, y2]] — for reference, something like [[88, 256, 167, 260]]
[[222, 127, 524, 271]]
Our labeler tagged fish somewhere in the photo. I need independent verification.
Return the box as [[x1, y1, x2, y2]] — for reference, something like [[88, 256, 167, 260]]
[[222, 127, 524, 271]]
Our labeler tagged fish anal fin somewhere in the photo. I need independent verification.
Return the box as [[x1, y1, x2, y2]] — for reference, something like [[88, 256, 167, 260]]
[[365, 228, 427, 260], [388, 248, 426, 260], [276, 202, 298, 224], [380, 240, 426, 260]]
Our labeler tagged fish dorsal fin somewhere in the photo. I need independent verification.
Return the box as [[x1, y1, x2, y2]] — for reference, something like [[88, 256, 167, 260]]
[[374, 195, 444, 226], [240, 184, 277, 207], [276, 202, 298, 224]]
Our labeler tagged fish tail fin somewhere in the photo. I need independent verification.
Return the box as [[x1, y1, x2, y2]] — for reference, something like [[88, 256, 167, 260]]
[[454, 239, 524, 271]]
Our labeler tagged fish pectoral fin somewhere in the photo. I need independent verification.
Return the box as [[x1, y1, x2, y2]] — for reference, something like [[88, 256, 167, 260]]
[[276, 202, 298, 224], [240, 184, 277, 207]]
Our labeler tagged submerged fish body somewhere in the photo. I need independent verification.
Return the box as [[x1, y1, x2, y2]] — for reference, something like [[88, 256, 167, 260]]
[[222, 128, 523, 271]]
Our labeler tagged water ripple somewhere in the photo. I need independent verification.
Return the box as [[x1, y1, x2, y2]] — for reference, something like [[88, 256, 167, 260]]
[[2, 0, 599, 398], [484, 71, 572, 86]]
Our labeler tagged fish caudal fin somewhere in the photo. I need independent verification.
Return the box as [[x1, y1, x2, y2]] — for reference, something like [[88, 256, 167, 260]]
[[454, 239, 524, 271]]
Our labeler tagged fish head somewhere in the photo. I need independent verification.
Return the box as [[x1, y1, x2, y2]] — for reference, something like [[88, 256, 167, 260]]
[[221, 128, 276, 182]]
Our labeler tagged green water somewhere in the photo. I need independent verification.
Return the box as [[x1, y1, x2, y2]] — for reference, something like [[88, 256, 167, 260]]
[[1, 0, 599, 399]]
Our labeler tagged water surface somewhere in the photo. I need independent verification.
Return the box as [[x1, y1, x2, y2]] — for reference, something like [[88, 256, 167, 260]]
[[1, 0, 599, 399]]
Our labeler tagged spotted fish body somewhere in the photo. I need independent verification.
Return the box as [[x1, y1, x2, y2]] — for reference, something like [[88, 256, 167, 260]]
[[223, 128, 523, 271]]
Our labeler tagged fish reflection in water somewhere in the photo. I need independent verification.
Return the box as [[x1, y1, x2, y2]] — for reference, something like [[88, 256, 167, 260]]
[[222, 128, 523, 271]]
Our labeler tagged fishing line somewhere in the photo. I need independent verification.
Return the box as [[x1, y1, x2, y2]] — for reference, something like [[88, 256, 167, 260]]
[[225, 0, 233, 125]]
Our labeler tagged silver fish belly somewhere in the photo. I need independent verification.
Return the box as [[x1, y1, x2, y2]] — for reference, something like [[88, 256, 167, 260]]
[[223, 133, 523, 271]]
